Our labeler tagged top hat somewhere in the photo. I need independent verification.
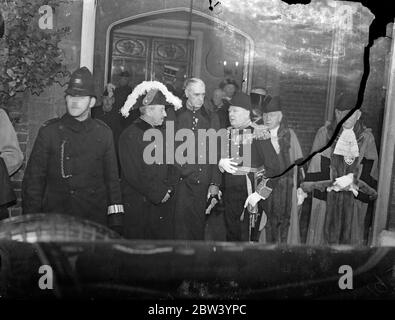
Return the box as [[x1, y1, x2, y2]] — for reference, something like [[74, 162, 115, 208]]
[[250, 88, 268, 108], [65, 67, 96, 98], [335, 92, 358, 111], [229, 92, 252, 111], [262, 96, 281, 113]]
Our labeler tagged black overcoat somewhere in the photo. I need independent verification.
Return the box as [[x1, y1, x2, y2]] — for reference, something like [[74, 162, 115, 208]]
[[119, 118, 174, 239], [22, 114, 123, 227]]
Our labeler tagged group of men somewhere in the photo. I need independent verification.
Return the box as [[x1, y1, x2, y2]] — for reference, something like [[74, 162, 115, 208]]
[[19, 66, 379, 246]]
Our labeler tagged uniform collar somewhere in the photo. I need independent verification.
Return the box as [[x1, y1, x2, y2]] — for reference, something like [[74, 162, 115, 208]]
[[62, 113, 94, 132], [135, 117, 157, 131], [140, 115, 157, 128]]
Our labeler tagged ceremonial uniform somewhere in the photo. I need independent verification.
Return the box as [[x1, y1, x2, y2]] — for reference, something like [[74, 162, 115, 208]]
[[22, 114, 123, 226], [222, 125, 279, 241], [220, 93, 280, 241], [22, 67, 123, 230], [302, 94, 379, 245], [172, 101, 222, 240]]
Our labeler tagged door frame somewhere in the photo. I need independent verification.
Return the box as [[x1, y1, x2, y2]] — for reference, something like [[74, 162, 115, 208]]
[[103, 7, 254, 93]]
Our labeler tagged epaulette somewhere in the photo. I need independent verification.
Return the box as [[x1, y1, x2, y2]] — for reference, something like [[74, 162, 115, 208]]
[[42, 117, 61, 127], [94, 118, 111, 130]]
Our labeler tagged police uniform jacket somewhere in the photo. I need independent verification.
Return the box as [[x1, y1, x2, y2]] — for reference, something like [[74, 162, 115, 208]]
[[22, 114, 123, 227]]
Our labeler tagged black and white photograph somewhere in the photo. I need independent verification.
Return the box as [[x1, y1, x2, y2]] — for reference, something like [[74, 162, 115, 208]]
[[0, 0, 395, 310]]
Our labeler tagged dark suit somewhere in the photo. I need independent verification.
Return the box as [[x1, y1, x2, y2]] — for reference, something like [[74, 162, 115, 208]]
[[172, 103, 222, 240], [22, 114, 123, 229]]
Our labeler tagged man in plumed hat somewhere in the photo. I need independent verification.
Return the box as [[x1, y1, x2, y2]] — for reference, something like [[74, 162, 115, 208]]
[[218, 92, 280, 241], [118, 81, 182, 239], [22, 67, 124, 232], [259, 96, 305, 244], [301, 92, 379, 245]]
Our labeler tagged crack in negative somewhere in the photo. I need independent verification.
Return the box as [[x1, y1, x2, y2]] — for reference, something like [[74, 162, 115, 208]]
[[266, 13, 375, 180]]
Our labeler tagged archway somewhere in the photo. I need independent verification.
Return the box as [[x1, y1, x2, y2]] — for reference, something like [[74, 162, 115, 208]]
[[104, 8, 254, 94]]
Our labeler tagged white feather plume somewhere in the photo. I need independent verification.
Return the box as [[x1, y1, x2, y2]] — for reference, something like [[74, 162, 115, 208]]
[[120, 80, 183, 118]]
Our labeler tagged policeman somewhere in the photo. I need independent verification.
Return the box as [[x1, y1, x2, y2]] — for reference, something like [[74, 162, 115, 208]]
[[22, 67, 124, 232]]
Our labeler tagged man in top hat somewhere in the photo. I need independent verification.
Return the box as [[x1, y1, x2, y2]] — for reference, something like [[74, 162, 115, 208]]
[[218, 92, 280, 241], [22, 67, 124, 232], [258, 96, 305, 244], [301, 92, 379, 245], [250, 87, 272, 124], [118, 81, 182, 239]]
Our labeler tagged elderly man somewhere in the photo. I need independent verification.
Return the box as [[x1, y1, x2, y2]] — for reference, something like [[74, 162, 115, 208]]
[[172, 78, 222, 240], [260, 96, 305, 244], [219, 92, 280, 241], [301, 93, 378, 245], [22, 67, 124, 232], [118, 81, 182, 239], [0, 108, 23, 219]]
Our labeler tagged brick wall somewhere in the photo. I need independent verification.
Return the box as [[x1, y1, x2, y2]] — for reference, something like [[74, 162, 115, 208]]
[[279, 75, 328, 157]]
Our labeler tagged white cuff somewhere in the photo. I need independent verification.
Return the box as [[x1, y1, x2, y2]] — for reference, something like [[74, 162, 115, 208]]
[[107, 204, 124, 215]]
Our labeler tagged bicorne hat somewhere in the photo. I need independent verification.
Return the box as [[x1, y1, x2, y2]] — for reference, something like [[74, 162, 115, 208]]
[[121, 81, 183, 118]]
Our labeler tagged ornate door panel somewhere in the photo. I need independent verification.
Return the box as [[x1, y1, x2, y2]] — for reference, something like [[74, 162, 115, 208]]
[[110, 32, 194, 89]]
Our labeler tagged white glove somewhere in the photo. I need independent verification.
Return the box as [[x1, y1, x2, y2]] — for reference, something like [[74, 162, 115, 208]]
[[349, 183, 359, 197], [218, 158, 238, 174], [244, 192, 264, 208], [207, 187, 222, 200], [297, 187, 308, 206], [333, 173, 354, 190]]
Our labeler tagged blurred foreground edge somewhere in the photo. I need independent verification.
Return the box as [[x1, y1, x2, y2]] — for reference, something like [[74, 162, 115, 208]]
[[0, 214, 394, 299]]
